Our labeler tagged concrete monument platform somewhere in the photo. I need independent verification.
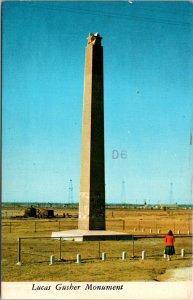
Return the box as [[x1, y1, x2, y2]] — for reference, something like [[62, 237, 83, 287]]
[[52, 229, 133, 241]]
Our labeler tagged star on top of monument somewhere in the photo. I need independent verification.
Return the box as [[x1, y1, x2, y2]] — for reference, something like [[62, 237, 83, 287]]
[[87, 33, 102, 45]]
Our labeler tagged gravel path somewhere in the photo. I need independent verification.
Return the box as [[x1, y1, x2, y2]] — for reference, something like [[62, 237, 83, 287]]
[[158, 267, 192, 281]]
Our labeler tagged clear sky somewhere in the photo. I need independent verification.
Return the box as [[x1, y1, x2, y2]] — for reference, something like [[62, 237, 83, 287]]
[[2, 1, 193, 205]]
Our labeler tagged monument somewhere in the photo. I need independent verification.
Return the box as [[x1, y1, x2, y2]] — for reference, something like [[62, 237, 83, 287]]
[[78, 33, 105, 230], [52, 33, 132, 241]]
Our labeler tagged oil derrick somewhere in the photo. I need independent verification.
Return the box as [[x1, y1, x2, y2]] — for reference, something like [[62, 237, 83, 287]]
[[68, 179, 73, 205], [121, 180, 126, 206], [169, 182, 174, 204]]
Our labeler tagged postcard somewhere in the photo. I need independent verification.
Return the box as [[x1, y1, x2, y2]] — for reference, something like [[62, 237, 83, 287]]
[[1, 1, 193, 299]]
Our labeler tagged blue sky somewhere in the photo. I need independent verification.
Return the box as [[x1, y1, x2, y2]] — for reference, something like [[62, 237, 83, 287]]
[[2, 1, 193, 204]]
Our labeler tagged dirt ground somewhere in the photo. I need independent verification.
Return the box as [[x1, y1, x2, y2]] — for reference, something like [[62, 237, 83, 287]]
[[157, 266, 192, 281], [1, 205, 193, 282]]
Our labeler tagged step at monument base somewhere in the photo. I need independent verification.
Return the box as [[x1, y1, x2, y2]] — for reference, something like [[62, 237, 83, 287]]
[[52, 229, 133, 241]]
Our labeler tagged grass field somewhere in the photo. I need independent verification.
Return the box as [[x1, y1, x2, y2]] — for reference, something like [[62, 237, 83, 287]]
[[2, 205, 193, 282]]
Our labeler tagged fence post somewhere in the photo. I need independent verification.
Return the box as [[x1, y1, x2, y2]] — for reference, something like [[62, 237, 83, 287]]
[[58, 237, 62, 261], [16, 238, 22, 265], [102, 252, 106, 261], [142, 250, 146, 260], [123, 220, 125, 231], [98, 241, 101, 259], [132, 236, 135, 258], [122, 251, 127, 260], [49, 255, 55, 265], [34, 221, 37, 232], [76, 254, 81, 264], [9, 222, 12, 233], [59, 221, 61, 231], [181, 249, 185, 257]]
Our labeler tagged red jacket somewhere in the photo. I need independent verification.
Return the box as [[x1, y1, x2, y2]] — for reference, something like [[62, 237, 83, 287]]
[[165, 235, 175, 246]]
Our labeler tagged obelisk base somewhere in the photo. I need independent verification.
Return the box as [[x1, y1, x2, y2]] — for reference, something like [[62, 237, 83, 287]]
[[52, 229, 133, 242]]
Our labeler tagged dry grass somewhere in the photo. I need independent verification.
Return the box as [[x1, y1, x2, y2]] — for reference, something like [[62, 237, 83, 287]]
[[1, 206, 193, 282]]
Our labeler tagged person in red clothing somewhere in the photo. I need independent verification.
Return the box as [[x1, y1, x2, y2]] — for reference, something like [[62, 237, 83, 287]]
[[165, 230, 175, 261]]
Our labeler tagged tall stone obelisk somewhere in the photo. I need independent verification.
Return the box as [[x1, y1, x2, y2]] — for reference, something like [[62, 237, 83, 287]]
[[78, 33, 106, 230]]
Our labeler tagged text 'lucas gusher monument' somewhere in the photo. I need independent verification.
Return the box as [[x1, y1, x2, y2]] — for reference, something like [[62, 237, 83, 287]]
[[78, 32, 106, 230]]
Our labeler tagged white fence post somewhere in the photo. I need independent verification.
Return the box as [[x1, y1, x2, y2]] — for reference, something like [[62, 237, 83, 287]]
[[122, 251, 127, 260], [181, 249, 185, 257], [102, 252, 106, 261], [142, 250, 146, 260], [49, 255, 55, 265], [76, 254, 81, 263]]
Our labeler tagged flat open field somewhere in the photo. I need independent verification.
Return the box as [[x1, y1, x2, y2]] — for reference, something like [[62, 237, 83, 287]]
[[1, 205, 193, 282]]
